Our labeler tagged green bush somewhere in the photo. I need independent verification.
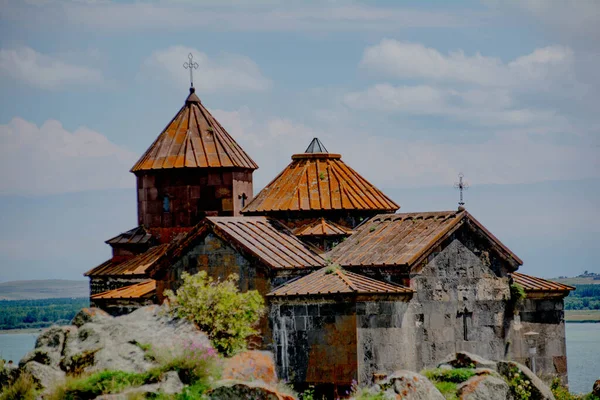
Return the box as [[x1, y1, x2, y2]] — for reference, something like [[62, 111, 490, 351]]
[[505, 366, 533, 400], [510, 283, 527, 311], [0, 373, 37, 400], [166, 271, 265, 356], [422, 368, 476, 384]]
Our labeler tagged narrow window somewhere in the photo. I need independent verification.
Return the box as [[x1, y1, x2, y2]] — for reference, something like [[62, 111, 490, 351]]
[[163, 196, 170, 212], [239, 193, 248, 208], [458, 308, 472, 341]]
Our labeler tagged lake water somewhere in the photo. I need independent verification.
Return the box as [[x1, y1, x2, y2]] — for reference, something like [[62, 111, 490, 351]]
[[1, 324, 598, 393]]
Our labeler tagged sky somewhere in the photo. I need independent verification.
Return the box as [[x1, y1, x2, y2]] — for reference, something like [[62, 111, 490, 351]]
[[0, 0, 598, 282]]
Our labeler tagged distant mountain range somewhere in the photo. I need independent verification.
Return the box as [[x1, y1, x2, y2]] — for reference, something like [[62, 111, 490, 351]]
[[0, 280, 89, 300]]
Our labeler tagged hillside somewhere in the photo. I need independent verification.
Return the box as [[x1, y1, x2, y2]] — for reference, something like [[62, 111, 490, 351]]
[[0, 279, 89, 300]]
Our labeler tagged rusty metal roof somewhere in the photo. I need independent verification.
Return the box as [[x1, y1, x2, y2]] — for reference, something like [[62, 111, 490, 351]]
[[327, 210, 522, 269], [106, 226, 153, 245], [242, 141, 398, 214], [512, 272, 575, 293], [152, 217, 326, 275], [294, 218, 353, 237], [84, 244, 170, 277], [131, 88, 258, 172], [268, 267, 412, 297], [91, 280, 156, 300]]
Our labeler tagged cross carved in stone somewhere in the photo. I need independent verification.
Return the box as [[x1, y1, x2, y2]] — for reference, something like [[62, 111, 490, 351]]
[[458, 307, 473, 341]]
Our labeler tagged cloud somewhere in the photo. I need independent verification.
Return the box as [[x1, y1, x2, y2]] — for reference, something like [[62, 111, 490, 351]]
[[0, 117, 137, 195], [360, 39, 573, 88], [0, 46, 104, 90], [2, 2, 477, 33], [141, 46, 271, 93], [206, 105, 599, 190], [343, 84, 568, 128]]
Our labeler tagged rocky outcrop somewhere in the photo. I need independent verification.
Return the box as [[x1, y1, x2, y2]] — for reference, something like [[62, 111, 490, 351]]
[[376, 370, 445, 400], [497, 361, 555, 400], [457, 374, 511, 400], [222, 350, 278, 385], [18, 305, 211, 393], [206, 380, 297, 400], [593, 379, 600, 397]]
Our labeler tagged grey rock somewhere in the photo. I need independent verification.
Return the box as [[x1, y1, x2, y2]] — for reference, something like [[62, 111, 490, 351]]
[[438, 351, 498, 371], [19, 304, 211, 390], [71, 307, 112, 328], [457, 375, 511, 400], [378, 370, 445, 400], [497, 361, 555, 400], [21, 361, 65, 393], [207, 380, 297, 400]]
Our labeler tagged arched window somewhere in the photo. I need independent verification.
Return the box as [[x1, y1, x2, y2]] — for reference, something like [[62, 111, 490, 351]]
[[163, 196, 170, 212]]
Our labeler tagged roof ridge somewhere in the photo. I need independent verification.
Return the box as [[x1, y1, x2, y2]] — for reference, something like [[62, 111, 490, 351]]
[[335, 268, 355, 291]]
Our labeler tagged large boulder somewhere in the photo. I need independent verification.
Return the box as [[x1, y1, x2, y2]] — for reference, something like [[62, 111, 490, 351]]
[[438, 352, 498, 371], [457, 374, 511, 400], [497, 361, 555, 400], [19, 305, 211, 391], [222, 351, 278, 385], [206, 380, 297, 400], [376, 370, 445, 400], [593, 379, 600, 397]]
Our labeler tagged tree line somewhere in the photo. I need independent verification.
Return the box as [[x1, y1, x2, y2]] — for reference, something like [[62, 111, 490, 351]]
[[564, 284, 600, 311], [0, 298, 89, 330]]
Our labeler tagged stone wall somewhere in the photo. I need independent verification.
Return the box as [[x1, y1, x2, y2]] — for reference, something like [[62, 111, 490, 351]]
[[356, 300, 416, 386], [270, 299, 358, 387], [509, 297, 568, 382], [407, 226, 513, 371]]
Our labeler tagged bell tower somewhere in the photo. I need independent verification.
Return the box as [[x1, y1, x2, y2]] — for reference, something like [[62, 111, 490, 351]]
[[130, 83, 258, 240]]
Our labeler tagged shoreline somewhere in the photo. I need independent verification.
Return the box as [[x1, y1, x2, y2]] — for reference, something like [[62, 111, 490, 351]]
[[0, 328, 45, 335]]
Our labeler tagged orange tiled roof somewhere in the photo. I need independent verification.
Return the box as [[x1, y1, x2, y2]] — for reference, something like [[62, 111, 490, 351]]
[[327, 210, 522, 270], [131, 88, 258, 172], [91, 280, 156, 300], [84, 244, 169, 277], [242, 139, 398, 214], [294, 218, 353, 237], [150, 217, 326, 276], [268, 267, 413, 297], [512, 272, 575, 293]]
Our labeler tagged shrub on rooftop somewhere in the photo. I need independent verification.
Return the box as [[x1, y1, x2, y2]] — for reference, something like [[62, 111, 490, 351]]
[[165, 271, 265, 356]]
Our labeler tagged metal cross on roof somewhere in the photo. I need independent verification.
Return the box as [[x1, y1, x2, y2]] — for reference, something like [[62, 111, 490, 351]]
[[454, 172, 469, 208], [183, 53, 199, 88]]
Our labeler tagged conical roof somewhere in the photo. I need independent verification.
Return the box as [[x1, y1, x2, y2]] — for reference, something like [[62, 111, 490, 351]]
[[131, 88, 258, 172], [242, 139, 399, 214]]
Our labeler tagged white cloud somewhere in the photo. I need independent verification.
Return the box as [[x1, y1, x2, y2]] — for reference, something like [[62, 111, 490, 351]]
[[141, 46, 271, 93], [206, 105, 599, 190], [0, 46, 104, 90], [343, 84, 568, 128], [360, 39, 573, 88], [0, 117, 137, 195]]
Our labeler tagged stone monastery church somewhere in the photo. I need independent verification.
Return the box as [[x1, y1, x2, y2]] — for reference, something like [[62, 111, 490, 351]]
[[85, 84, 574, 389]]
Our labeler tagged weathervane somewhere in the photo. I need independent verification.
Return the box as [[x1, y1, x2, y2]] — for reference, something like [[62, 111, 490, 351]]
[[183, 53, 199, 88], [454, 172, 469, 208]]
